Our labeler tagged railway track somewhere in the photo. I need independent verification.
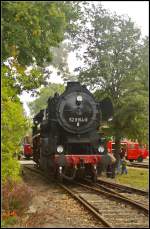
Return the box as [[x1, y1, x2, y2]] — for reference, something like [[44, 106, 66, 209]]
[[60, 181, 149, 228], [127, 163, 149, 169], [23, 166, 148, 208], [84, 178, 149, 209], [23, 165, 149, 228], [97, 178, 148, 195], [22, 164, 51, 183]]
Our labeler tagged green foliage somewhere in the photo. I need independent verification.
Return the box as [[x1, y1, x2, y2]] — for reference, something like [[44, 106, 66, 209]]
[[2, 1, 82, 93], [77, 5, 141, 89], [2, 66, 29, 182], [2, 159, 21, 183], [2, 1, 79, 66], [67, 3, 148, 145], [111, 90, 148, 144], [28, 83, 65, 116], [136, 37, 149, 91]]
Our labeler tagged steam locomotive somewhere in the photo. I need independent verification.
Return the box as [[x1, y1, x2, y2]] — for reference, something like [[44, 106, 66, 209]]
[[32, 82, 113, 181]]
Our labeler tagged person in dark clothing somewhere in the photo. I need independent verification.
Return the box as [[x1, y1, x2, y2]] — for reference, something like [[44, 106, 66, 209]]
[[97, 137, 116, 178], [121, 156, 128, 174], [106, 152, 116, 178], [115, 153, 121, 175], [116, 144, 127, 175], [120, 144, 127, 158]]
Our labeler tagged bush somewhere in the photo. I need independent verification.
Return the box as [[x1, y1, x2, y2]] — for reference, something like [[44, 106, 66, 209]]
[[2, 65, 29, 182], [2, 158, 21, 183], [2, 216, 17, 228], [2, 179, 33, 216]]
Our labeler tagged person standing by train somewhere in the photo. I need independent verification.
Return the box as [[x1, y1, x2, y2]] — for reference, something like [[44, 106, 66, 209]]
[[115, 152, 121, 175], [97, 138, 116, 177], [106, 151, 116, 178], [121, 144, 127, 158], [117, 144, 127, 173], [121, 156, 128, 174], [116, 144, 126, 174], [111, 140, 123, 178]]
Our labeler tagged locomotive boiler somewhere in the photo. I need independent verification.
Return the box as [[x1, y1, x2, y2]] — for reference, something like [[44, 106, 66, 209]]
[[32, 82, 113, 181]]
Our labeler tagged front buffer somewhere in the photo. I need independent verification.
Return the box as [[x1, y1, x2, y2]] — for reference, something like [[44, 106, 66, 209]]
[[53, 154, 101, 182]]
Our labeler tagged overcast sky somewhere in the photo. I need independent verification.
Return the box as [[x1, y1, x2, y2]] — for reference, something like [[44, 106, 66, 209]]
[[20, 1, 149, 116], [101, 1, 149, 36]]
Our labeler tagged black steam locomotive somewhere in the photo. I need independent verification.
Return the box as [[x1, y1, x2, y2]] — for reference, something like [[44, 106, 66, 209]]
[[32, 82, 113, 181]]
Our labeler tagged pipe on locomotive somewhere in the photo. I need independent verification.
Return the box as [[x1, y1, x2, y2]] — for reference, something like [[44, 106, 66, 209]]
[[58, 165, 77, 181]]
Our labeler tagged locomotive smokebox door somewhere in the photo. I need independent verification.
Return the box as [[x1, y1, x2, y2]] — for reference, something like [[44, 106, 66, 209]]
[[99, 97, 113, 121]]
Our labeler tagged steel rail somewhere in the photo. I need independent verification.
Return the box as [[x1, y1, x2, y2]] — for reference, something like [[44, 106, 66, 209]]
[[94, 182, 149, 209], [127, 163, 148, 169], [97, 178, 148, 195], [22, 165, 52, 183], [59, 183, 113, 228], [75, 182, 148, 215], [85, 179, 148, 209], [23, 165, 42, 175]]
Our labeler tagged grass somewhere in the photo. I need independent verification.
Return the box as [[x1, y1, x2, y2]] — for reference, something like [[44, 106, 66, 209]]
[[114, 167, 149, 190]]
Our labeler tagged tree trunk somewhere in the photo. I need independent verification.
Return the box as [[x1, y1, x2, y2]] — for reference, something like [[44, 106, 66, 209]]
[[114, 136, 121, 157]]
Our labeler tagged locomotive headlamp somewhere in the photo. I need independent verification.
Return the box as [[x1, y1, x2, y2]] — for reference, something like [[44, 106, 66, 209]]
[[98, 145, 105, 153], [76, 95, 83, 102], [57, 145, 64, 153]]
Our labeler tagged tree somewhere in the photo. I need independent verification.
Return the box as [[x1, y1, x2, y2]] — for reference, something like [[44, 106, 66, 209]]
[[28, 83, 65, 116], [120, 37, 149, 144], [65, 4, 148, 153], [2, 1, 82, 93], [136, 37, 149, 91], [2, 1, 81, 66]]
